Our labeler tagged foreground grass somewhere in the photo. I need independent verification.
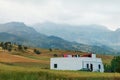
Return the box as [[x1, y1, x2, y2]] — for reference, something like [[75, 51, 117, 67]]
[[0, 63, 120, 80]]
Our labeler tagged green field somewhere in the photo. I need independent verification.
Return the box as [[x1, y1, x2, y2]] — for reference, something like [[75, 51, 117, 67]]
[[0, 63, 120, 80], [0, 48, 120, 80]]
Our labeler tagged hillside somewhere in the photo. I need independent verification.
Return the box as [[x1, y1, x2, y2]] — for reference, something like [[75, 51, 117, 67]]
[[0, 32, 26, 43], [0, 22, 116, 54], [0, 46, 117, 80], [33, 22, 120, 52], [0, 45, 113, 67]]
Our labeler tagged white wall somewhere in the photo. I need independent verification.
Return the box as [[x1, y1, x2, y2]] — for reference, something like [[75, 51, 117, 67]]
[[50, 57, 104, 72], [51, 58, 83, 70]]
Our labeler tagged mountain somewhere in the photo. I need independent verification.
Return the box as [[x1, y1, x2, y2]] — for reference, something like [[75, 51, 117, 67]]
[[0, 22, 46, 39], [0, 22, 47, 46], [0, 22, 117, 54], [33, 22, 110, 44], [33, 22, 120, 51], [0, 32, 26, 42]]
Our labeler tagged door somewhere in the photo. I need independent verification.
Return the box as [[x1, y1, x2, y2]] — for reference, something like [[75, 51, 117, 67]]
[[90, 64, 93, 71]]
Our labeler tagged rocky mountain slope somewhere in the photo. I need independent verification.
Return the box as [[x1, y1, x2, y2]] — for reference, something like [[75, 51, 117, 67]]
[[0, 22, 117, 54], [33, 22, 120, 51]]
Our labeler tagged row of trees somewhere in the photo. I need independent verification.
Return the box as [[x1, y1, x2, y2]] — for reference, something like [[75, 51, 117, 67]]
[[104, 56, 120, 73], [0, 42, 43, 55], [0, 42, 13, 51], [0, 42, 28, 52]]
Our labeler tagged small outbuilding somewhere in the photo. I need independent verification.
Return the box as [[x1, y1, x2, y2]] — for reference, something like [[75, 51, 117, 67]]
[[50, 54, 104, 72]]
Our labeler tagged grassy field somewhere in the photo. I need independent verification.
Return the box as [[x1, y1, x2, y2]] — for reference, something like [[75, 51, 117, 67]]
[[0, 63, 120, 80], [0, 48, 119, 80]]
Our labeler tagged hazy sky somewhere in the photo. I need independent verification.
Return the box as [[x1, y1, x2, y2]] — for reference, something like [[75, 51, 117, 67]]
[[0, 0, 120, 30]]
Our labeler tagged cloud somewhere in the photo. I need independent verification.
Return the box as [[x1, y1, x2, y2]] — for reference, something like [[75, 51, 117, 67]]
[[0, 0, 120, 30]]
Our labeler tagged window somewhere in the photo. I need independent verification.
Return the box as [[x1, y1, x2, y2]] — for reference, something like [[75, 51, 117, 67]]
[[54, 64, 57, 68], [86, 64, 89, 69], [98, 64, 101, 69]]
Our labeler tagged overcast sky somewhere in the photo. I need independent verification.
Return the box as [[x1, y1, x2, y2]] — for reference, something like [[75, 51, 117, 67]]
[[0, 0, 120, 30]]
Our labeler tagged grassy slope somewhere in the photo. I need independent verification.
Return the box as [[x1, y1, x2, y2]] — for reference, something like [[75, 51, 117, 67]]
[[0, 47, 118, 80], [0, 63, 120, 80]]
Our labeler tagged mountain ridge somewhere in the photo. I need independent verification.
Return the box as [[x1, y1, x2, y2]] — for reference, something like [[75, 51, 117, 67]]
[[0, 22, 118, 54], [33, 22, 120, 51]]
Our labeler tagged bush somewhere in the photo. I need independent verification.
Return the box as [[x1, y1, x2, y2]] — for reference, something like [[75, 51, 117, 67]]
[[79, 68, 91, 72], [8, 48, 12, 52], [53, 54, 58, 57], [49, 48, 52, 52], [18, 45, 23, 50], [34, 49, 41, 54], [104, 64, 112, 72], [24, 46, 28, 50], [111, 56, 120, 72]]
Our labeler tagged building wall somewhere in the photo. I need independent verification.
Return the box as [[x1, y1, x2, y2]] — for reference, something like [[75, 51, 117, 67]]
[[51, 58, 83, 70], [50, 57, 104, 72]]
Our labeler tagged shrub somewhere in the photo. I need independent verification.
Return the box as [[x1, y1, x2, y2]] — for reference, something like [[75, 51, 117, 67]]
[[8, 48, 12, 52], [34, 49, 41, 54], [104, 64, 112, 72], [111, 56, 120, 72], [53, 54, 58, 57], [49, 48, 52, 52], [24, 46, 28, 50], [18, 45, 23, 50]]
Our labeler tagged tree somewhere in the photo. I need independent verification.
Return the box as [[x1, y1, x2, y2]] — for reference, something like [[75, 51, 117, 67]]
[[34, 49, 41, 54], [8, 48, 12, 52], [53, 54, 58, 57], [49, 48, 52, 52], [111, 56, 120, 72], [18, 45, 23, 50], [0, 42, 4, 47], [104, 64, 112, 72], [0, 42, 13, 51], [24, 46, 28, 50], [0, 42, 5, 50]]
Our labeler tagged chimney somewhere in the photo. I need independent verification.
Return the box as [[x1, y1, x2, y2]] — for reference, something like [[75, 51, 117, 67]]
[[92, 54, 96, 58]]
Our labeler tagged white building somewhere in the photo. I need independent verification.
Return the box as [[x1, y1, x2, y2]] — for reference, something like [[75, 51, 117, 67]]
[[50, 54, 104, 72]]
